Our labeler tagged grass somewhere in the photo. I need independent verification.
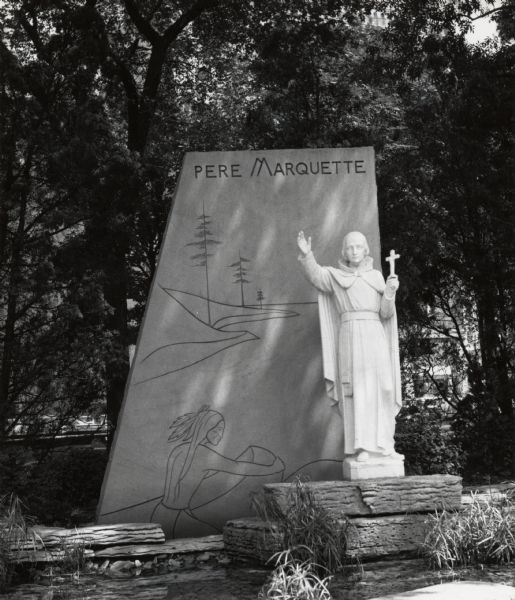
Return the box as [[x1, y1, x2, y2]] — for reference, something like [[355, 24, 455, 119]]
[[0, 494, 91, 594], [423, 490, 514, 568], [252, 478, 350, 575], [0, 493, 40, 591], [54, 534, 91, 576], [258, 549, 333, 600]]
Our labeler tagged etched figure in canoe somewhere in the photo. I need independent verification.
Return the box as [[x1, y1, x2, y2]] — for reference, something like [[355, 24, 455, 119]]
[[151, 405, 285, 537]]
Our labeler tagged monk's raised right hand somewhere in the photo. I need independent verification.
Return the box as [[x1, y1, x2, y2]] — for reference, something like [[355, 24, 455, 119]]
[[297, 231, 311, 255]]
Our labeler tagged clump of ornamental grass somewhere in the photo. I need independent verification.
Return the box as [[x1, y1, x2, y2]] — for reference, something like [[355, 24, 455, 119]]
[[0, 494, 40, 590], [55, 535, 91, 577], [252, 478, 349, 575], [423, 491, 514, 569], [258, 549, 333, 600]]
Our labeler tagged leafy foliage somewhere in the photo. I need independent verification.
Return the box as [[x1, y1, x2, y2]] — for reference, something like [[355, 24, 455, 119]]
[[253, 478, 349, 575], [259, 549, 333, 600], [0, 494, 39, 591], [53, 535, 91, 577], [378, 6, 514, 477], [0, 0, 512, 482], [395, 398, 463, 476], [0, 448, 107, 527], [423, 491, 514, 568], [452, 387, 513, 483]]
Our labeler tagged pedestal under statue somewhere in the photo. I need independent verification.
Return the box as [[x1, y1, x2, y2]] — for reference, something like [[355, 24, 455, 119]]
[[297, 231, 404, 479]]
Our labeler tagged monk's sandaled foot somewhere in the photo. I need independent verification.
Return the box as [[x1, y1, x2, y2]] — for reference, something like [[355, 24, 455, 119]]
[[356, 450, 369, 462]]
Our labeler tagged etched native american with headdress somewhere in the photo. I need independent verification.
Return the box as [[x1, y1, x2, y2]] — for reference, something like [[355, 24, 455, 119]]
[[151, 405, 284, 536]]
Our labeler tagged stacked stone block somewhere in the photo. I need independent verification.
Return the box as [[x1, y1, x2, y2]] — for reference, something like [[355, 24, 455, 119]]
[[223, 475, 462, 563]]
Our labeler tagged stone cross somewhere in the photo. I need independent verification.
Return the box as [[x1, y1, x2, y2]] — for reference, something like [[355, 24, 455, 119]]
[[386, 249, 400, 276]]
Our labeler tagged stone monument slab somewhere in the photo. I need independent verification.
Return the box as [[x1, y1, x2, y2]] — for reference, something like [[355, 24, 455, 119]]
[[97, 147, 381, 537]]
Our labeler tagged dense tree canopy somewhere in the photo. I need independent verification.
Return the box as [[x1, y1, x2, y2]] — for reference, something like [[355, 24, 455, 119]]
[[0, 0, 513, 477]]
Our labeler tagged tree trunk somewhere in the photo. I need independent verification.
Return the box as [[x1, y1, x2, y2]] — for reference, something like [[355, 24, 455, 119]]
[[476, 291, 512, 412], [475, 289, 515, 477], [103, 1, 217, 438], [0, 186, 27, 437], [103, 242, 130, 442]]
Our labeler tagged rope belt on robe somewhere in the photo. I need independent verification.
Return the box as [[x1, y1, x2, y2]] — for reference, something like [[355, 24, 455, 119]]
[[340, 310, 380, 323]]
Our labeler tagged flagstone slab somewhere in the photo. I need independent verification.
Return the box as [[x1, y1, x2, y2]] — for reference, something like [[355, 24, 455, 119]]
[[94, 534, 224, 558], [264, 475, 462, 517], [11, 548, 96, 563], [32, 523, 165, 548], [368, 581, 515, 600]]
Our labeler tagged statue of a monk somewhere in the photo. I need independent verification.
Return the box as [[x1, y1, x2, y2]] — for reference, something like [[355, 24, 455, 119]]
[[297, 230, 402, 463]]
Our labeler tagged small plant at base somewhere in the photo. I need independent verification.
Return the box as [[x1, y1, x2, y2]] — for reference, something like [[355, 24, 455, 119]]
[[252, 477, 349, 575], [423, 491, 514, 568], [258, 548, 333, 600], [0, 494, 40, 591], [56, 535, 90, 577]]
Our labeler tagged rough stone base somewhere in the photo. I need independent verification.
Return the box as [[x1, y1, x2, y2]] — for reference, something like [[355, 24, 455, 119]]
[[223, 518, 282, 565], [93, 535, 224, 558], [32, 523, 165, 548], [224, 474, 464, 564], [342, 455, 405, 480], [264, 475, 462, 517], [13, 549, 96, 563], [346, 513, 428, 559], [223, 513, 430, 563]]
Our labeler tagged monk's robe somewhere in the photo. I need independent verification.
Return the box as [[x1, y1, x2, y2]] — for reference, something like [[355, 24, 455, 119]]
[[299, 252, 401, 455]]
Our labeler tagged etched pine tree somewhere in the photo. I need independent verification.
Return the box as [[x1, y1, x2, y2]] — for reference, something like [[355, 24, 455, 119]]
[[185, 202, 221, 324], [228, 252, 251, 307], [256, 288, 265, 309]]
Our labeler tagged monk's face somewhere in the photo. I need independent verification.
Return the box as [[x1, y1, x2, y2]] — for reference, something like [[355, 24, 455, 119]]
[[344, 233, 367, 266]]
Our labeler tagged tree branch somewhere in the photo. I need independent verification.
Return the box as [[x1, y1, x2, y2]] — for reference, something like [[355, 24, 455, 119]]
[[17, 8, 46, 59], [163, 0, 221, 46], [86, 6, 140, 102], [0, 38, 22, 78], [458, 6, 506, 22], [436, 289, 476, 368], [123, 0, 160, 45], [110, 50, 140, 101]]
